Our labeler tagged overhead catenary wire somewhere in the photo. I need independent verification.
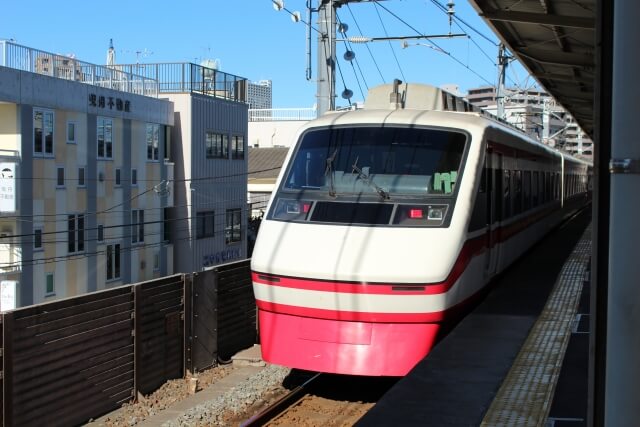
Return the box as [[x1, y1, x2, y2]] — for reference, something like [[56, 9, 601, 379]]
[[336, 11, 367, 100], [374, 1, 495, 86], [346, 4, 386, 83], [373, 2, 407, 82]]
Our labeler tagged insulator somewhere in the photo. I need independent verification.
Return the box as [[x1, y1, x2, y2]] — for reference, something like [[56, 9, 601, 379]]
[[348, 36, 370, 44], [343, 50, 355, 62]]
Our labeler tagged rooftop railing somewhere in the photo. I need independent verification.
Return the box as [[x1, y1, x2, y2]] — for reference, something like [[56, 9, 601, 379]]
[[0, 40, 159, 97], [113, 63, 247, 102], [249, 107, 317, 122]]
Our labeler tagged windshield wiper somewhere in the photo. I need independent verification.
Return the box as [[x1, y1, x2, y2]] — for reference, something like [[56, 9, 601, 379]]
[[325, 149, 338, 198], [351, 157, 390, 200]]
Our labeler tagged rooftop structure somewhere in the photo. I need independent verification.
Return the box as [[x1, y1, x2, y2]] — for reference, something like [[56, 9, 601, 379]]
[[0, 40, 158, 97]]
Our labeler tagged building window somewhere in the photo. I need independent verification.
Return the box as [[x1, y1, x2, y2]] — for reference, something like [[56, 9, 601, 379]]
[[162, 207, 172, 242], [68, 214, 85, 253], [45, 272, 55, 296], [57, 167, 65, 187], [225, 208, 241, 244], [34, 109, 54, 156], [78, 167, 85, 187], [164, 127, 172, 162], [67, 121, 76, 144], [196, 210, 215, 239], [97, 117, 113, 159], [97, 224, 104, 242], [115, 168, 121, 186], [131, 169, 138, 186], [131, 209, 144, 244], [146, 124, 160, 161], [106, 243, 121, 281], [34, 228, 43, 250], [153, 252, 160, 271], [205, 132, 228, 159], [232, 135, 245, 159]]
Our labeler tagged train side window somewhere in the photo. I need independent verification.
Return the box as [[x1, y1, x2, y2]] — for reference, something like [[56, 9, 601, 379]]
[[532, 171, 539, 207], [479, 165, 487, 193], [495, 168, 503, 222], [523, 171, 531, 211], [513, 170, 522, 215], [503, 169, 511, 219]]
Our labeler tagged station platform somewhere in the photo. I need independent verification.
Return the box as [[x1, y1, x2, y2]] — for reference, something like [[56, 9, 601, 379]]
[[357, 209, 592, 427]]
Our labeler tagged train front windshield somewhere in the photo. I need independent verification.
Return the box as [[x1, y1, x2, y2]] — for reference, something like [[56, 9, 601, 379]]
[[283, 126, 467, 198]]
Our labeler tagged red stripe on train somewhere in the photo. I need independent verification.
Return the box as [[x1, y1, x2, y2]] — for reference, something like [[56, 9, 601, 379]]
[[255, 300, 449, 323]]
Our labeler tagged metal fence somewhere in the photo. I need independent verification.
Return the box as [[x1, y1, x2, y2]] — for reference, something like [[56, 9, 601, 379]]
[[249, 107, 317, 122], [113, 62, 247, 102], [0, 261, 256, 426], [0, 40, 159, 97]]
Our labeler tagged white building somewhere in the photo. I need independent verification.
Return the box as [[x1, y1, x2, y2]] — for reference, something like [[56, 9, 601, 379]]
[[115, 62, 250, 272], [0, 40, 175, 308], [467, 85, 593, 158]]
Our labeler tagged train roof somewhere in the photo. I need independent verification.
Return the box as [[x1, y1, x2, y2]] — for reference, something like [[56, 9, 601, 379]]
[[305, 82, 591, 168]]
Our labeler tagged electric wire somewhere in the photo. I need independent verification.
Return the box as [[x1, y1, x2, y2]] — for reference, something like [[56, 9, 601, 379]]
[[346, 4, 386, 83], [374, 1, 495, 86], [373, 2, 407, 82], [0, 201, 270, 270], [270, 0, 322, 35], [427, 0, 498, 46], [336, 11, 367, 100]]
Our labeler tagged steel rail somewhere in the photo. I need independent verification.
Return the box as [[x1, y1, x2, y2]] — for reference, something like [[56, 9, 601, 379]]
[[240, 372, 322, 427]]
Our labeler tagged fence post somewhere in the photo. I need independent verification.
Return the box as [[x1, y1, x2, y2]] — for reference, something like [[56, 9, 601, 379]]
[[183, 273, 193, 376], [3, 312, 13, 427]]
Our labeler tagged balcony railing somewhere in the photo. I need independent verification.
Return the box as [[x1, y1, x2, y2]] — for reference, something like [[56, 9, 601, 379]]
[[113, 63, 247, 102], [249, 108, 317, 122], [0, 40, 158, 97]]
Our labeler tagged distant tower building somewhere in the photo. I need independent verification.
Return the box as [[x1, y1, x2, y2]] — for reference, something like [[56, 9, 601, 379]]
[[246, 80, 272, 109], [106, 38, 116, 67]]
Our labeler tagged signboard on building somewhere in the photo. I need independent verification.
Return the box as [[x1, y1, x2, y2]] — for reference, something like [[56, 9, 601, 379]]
[[0, 162, 16, 212], [0, 280, 18, 311]]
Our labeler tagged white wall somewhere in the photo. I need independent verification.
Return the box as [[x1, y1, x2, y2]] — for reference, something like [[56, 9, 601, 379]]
[[248, 121, 306, 148]]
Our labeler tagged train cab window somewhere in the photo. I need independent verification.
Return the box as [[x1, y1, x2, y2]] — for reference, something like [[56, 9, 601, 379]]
[[281, 126, 466, 198]]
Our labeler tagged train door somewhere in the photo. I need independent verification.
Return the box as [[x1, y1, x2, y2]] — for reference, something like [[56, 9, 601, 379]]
[[484, 150, 501, 278]]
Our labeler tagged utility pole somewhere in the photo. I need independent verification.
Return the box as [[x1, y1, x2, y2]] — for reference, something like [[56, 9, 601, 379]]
[[317, 0, 336, 115], [496, 43, 509, 120]]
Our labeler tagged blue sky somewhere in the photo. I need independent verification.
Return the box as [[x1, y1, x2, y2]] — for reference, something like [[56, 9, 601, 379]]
[[2, 0, 536, 108]]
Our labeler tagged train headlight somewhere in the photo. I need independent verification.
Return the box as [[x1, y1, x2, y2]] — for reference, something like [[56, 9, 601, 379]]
[[272, 198, 313, 221], [393, 204, 448, 226], [427, 206, 446, 221]]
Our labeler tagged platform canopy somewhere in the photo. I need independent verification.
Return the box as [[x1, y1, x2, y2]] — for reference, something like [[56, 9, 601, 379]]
[[467, 0, 596, 137]]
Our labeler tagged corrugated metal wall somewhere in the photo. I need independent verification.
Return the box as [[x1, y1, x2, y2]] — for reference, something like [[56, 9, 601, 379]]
[[135, 275, 185, 395], [0, 261, 254, 426], [215, 260, 256, 360], [4, 287, 135, 426], [189, 269, 218, 372]]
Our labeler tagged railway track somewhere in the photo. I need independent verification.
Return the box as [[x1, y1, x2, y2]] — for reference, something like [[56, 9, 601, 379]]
[[241, 372, 396, 427]]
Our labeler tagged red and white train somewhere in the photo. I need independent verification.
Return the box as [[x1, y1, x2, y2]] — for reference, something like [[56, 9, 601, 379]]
[[251, 83, 591, 376]]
